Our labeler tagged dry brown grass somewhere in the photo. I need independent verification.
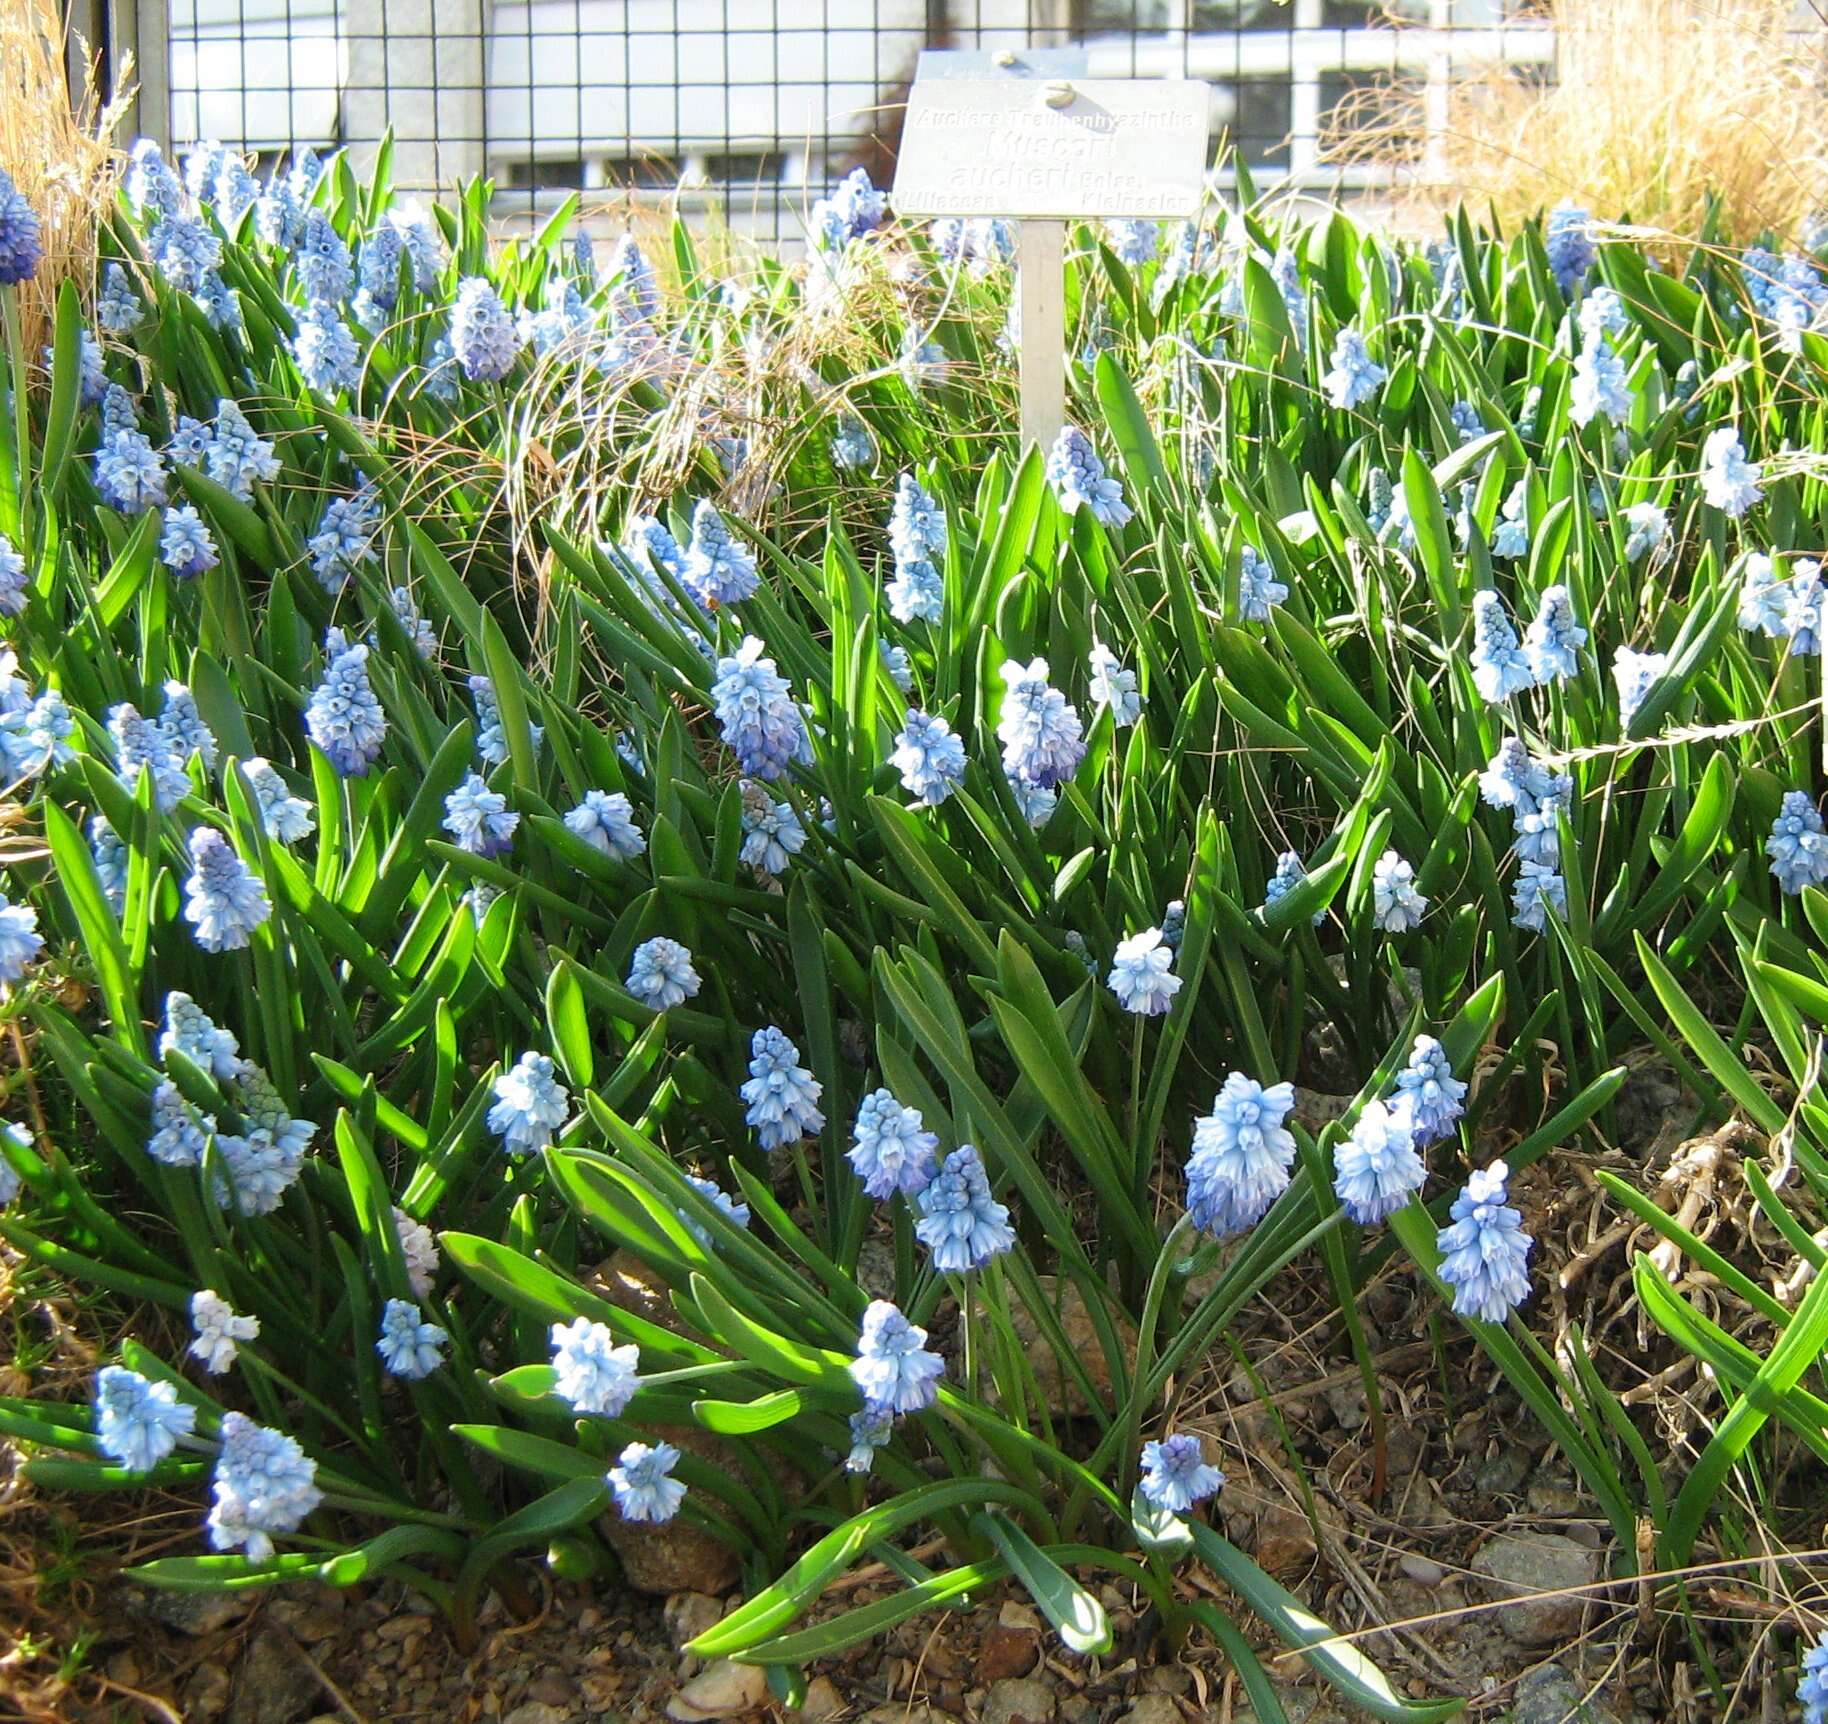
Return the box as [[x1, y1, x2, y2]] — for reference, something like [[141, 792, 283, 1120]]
[[0, 0, 131, 363], [1327, 0, 1828, 249]]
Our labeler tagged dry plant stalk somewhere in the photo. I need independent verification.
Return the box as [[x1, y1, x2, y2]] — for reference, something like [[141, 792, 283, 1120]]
[[0, 0, 131, 362], [1326, 0, 1828, 249]]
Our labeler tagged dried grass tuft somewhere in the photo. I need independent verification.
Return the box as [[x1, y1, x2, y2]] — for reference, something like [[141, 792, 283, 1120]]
[[0, 0, 131, 362], [1326, 0, 1828, 250]]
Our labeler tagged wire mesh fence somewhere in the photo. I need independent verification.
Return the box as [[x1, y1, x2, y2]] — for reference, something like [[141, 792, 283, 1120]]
[[81, 0, 1555, 244]]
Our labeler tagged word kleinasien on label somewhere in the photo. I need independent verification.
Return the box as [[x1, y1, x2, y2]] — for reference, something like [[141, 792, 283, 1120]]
[[892, 78, 1210, 221]]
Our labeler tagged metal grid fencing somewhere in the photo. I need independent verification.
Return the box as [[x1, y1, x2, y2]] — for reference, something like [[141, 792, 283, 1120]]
[[75, 0, 1555, 243]]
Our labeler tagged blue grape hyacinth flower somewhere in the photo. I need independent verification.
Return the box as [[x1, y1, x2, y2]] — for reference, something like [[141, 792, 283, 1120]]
[[469, 673, 543, 767], [1321, 325, 1386, 410], [915, 1145, 1014, 1272], [1737, 553, 1790, 639], [889, 473, 948, 566], [711, 637, 810, 781], [1261, 850, 1325, 925], [94, 1365, 196, 1472], [1185, 1074, 1297, 1239], [1767, 791, 1828, 895], [1545, 202, 1595, 293], [565, 789, 646, 860], [1088, 642, 1142, 728], [0, 894, 42, 987], [0, 168, 43, 284], [848, 1089, 940, 1200], [108, 702, 191, 810], [1469, 590, 1535, 703], [442, 771, 518, 857], [90, 816, 128, 914], [997, 657, 1085, 790], [125, 139, 183, 220], [1392, 1036, 1467, 1146], [1786, 563, 1827, 655], [292, 301, 361, 395], [1045, 426, 1133, 528], [295, 209, 354, 303], [1612, 645, 1668, 729], [887, 550, 944, 624], [158, 681, 218, 772], [1523, 585, 1587, 684], [1106, 218, 1159, 265], [608, 1440, 686, 1523], [1622, 502, 1668, 562], [1139, 1434, 1224, 1514], [738, 784, 807, 874], [679, 1174, 750, 1246], [488, 1052, 570, 1156], [207, 399, 280, 501], [389, 586, 437, 658], [1333, 1099, 1426, 1226], [207, 1411, 322, 1559], [161, 991, 241, 1079], [830, 415, 874, 471], [739, 1026, 824, 1151], [1701, 427, 1763, 517], [890, 710, 966, 807], [1491, 482, 1531, 560], [626, 937, 701, 1010], [845, 1406, 894, 1474], [182, 828, 271, 952], [879, 641, 914, 693], [147, 1081, 211, 1167], [375, 1298, 448, 1379], [93, 429, 167, 515], [1238, 545, 1289, 621], [449, 275, 521, 381], [1436, 1161, 1534, 1323], [189, 1289, 259, 1375], [1569, 336, 1632, 427], [305, 642, 387, 776], [551, 1318, 640, 1417], [1372, 851, 1427, 932], [681, 500, 760, 608], [1798, 1630, 1828, 1724], [308, 480, 383, 594], [811, 167, 887, 250], [1107, 928, 1180, 1016], [1510, 861, 1567, 932], [242, 759, 315, 844], [850, 1299, 944, 1415], [159, 505, 219, 579]]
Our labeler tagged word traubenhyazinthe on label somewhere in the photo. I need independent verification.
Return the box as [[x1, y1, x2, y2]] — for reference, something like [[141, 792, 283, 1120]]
[[893, 78, 1210, 221]]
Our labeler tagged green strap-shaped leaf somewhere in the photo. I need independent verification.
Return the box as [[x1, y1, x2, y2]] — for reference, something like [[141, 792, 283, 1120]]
[[545, 958, 594, 1087], [453, 1424, 603, 1481], [1093, 352, 1168, 497], [1661, 1233, 1828, 1563], [973, 1509, 1112, 1656], [689, 1478, 1043, 1659], [1190, 1524, 1464, 1721], [41, 801, 144, 1059]]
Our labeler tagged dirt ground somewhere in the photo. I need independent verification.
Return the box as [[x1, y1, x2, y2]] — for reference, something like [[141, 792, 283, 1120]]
[[1, 1057, 1813, 1724]]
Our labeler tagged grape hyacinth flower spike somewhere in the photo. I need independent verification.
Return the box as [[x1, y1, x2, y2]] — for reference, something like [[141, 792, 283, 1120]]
[[1138, 1434, 1225, 1514], [849, 1300, 944, 1415], [1435, 1161, 1534, 1323]]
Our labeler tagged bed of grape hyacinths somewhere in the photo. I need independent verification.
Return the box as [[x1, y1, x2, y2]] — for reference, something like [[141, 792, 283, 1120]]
[[1, 136, 1827, 1716]]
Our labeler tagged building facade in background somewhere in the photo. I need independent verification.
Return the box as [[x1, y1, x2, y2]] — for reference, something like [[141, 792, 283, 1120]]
[[143, 0, 1541, 240]]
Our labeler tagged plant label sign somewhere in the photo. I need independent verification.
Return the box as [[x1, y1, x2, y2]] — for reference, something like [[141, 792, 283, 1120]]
[[892, 77, 1209, 450], [892, 77, 1210, 222]]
